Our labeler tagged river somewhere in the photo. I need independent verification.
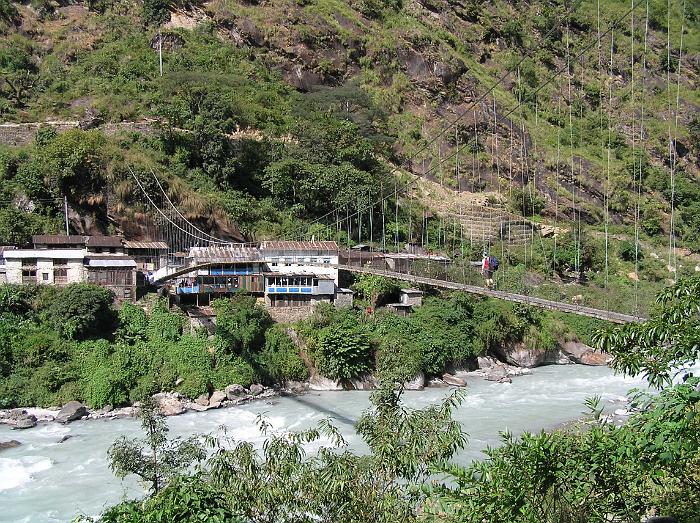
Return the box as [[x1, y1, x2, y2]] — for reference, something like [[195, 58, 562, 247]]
[[0, 365, 647, 522]]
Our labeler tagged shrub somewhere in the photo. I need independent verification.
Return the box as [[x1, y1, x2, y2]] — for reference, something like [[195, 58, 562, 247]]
[[314, 324, 372, 381], [507, 184, 545, 216], [212, 355, 255, 389], [147, 300, 184, 342], [258, 326, 308, 384], [213, 294, 272, 356], [36, 283, 115, 340]]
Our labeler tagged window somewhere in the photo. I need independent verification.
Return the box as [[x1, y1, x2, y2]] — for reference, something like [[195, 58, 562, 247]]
[[323, 258, 331, 264], [21, 259, 34, 268], [42, 272, 49, 281], [124, 288, 131, 299], [22, 269, 36, 283], [310, 257, 318, 263], [271, 262, 278, 267], [54, 259, 67, 266], [54, 268, 68, 284]]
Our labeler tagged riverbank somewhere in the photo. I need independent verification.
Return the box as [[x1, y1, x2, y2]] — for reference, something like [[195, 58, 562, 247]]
[[0, 342, 611, 432], [0, 365, 646, 522]]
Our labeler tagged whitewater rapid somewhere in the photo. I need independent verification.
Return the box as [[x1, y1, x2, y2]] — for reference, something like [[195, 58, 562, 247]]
[[0, 365, 647, 522]]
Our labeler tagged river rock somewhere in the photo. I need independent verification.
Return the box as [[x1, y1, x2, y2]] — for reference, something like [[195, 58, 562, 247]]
[[209, 390, 226, 407], [58, 435, 73, 443], [225, 384, 246, 400], [477, 356, 498, 369], [442, 373, 466, 387], [0, 440, 21, 451], [195, 394, 210, 406], [14, 414, 37, 429], [403, 372, 425, 390], [580, 351, 611, 366], [349, 374, 378, 390], [56, 401, 87, 424], [284, 380, 309, 393], [152, 393, 185, 416], [9, 408, 27, 419], [249, 384, 264, 396], [484, 365, 511, 383], [188, 403, 211, 412], [561, 341, 590, 362], [308, 376, 343, 391], [427, 378, 448, 387]]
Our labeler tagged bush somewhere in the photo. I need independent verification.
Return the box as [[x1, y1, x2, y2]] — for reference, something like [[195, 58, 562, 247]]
[[314, 324, 372, 381], [36, 283, 116, 340], [212, 355, 255, 389], [258, 326, 308, 384], [507, 184, 545, 216], [213, 294, 272, 356]]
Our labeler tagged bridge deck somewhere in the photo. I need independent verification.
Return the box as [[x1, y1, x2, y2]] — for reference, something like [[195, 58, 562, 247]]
[[339, 265, 642, 324]]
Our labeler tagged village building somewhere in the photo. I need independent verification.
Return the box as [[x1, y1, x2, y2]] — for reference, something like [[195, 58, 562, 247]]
[[2, 235, 137, 303]]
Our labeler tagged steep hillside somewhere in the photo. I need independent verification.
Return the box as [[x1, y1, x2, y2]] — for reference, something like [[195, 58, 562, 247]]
[[0, 0, 698, 250]]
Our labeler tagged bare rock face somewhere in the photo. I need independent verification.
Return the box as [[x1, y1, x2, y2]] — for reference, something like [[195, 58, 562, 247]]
[[152, 393, 185, 417], [225, 384, 246, 400], [348, 375, 378, 390], [442, 373, 466, 387], [56, 401, 87, 424]]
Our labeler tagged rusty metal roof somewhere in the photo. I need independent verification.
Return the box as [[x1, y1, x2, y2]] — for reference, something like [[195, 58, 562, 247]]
[[32, 235, 86, 245], [86, 236, 124, 248], [259, 241, 338, 253], [124, 241, 169, 250]]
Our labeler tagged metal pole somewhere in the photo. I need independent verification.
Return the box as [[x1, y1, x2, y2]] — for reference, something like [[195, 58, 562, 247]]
[[64, 196, 69, 235]]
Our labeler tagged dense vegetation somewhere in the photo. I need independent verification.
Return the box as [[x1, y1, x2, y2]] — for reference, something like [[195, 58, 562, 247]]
[[0, 284, 304, 408], [0, 280, 595, 408], [87, 276, 700, 523]]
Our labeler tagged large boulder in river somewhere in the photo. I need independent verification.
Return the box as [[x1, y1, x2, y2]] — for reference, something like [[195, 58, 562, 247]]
[[0, 440, 21, 451], [56, 401, 87, 424], [483, 365, 512, 383], [225, 384, 246, 400], [152, 393, 185, 416], [14, 414, 37, 429], [442, 373, 466, 387], [561, 341, 611, 366], [580, 351, 611, 366], [209, 390, 226, 407], [249, 384, 264, 396]]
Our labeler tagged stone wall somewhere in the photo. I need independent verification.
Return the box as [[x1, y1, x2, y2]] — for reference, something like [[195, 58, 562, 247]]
[[0, 120, 160, 147], [267, 306, 316, 324]]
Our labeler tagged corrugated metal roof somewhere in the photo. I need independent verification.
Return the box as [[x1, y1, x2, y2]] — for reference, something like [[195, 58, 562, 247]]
[[259, 241, 338, 253], [87, 259, 136, 268], [0, 246, 16, 255], [188, 245, 262, 263], [124, 241, 169, 250], [3, 249, 86, 259], [87, 236, 124, 247], [32, 235, 86, 245]]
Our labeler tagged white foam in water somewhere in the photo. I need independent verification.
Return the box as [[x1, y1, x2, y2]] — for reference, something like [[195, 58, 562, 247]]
[[0, 456, 53, 492]]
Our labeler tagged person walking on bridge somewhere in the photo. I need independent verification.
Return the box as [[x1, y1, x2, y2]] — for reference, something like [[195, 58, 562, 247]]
[[482, 251, 498, 289]]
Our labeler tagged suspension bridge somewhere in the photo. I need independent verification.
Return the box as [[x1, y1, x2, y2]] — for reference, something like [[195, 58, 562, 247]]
[[123, 0, 691, 325]]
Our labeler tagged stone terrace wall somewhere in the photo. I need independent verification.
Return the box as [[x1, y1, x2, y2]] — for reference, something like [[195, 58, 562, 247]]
[[0, 120, 160, 146]]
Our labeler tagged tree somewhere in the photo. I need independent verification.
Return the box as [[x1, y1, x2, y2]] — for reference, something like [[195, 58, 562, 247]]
[[314, 322, 372, 381], [108, 398, 206, 494], [351, 273, 400, 308]]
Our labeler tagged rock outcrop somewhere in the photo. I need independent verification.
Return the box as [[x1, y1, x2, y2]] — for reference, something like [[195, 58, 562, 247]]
[[56, 401, 87, 424], [442, 373, 467, 387], [308, 376, 343, 391], [403, 372, 425, 390]]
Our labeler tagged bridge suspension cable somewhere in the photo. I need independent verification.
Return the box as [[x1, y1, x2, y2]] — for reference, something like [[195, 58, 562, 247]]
[[308, 0, 646, 242]]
